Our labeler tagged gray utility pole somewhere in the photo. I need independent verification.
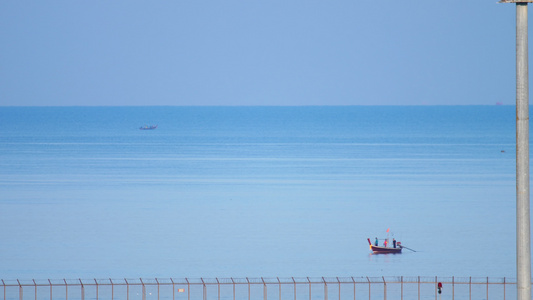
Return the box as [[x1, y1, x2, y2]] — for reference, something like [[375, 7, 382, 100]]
[[501, 1, 532, 300]]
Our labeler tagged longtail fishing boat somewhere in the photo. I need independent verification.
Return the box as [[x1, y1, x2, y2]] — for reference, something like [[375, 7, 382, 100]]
[[367, 228, 403, 254], [367, 238, 402, 254]]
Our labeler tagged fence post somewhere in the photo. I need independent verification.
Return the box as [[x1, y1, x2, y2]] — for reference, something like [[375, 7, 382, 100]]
[[322, 277, 327, 300], [262, 277, 267, 300], [156, 278, 160, 300], [33, 279, 37, 300], [95, 279, 99, 300], [277, 278, 281, 300], [469, 277, 471, 300], [2, 279, 5, 300], [201, 278, 206, 300], [337, 277, 341, 300], [125, 279, 129, 300], [486, 277, 489, 300], [418, 277, 420, 300], [231, 278, 235, 300], [366, 277, 370, 300], [216, 278, 220, 300], [504, 277, 506, 300], [170, 278, 175, 300], [80, 279, 85, 300], [452, 276, 454, 300], [48, 279, 52, 300], [351, 277, 356, 300], [140, 278, 146, 300], [109, 279, 114, 300], [435, 276, 437, 300], [307, 277, 311, 300], [17, 279, 22, 300], [382, 277, 386, 300], [185, 278, 190, 300], [401, 276, 403, 300], [65, 279, 68, 300], [64, 280, 70, 300], [247, 278, 250, 300], [292, 277, 296, 300]]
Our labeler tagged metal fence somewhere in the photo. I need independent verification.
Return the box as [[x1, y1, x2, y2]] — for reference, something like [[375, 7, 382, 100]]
[[0, 277, 523, 300]]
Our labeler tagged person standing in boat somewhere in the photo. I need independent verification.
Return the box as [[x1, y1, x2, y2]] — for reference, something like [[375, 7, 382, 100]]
[[374, 237, 378, 246], [393, 238, 397, 248]]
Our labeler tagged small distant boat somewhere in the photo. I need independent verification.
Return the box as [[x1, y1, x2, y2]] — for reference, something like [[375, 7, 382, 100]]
[[140, 125, 157, 130]]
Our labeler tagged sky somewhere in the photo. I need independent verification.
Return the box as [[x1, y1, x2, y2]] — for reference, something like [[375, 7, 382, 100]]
[[0, 0, 524, 106]]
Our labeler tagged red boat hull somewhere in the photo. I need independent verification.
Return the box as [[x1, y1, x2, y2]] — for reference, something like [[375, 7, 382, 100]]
[[369, 245, 402, 254]]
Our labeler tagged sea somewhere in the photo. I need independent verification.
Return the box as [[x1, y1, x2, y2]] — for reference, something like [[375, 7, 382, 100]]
[[0, 106, 521, 280]]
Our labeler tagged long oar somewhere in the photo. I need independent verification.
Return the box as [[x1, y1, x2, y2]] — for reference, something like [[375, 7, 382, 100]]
[[400, 245, 417, 252]]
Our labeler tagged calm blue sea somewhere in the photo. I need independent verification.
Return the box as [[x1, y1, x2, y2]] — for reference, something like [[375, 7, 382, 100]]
[[0, 106, 520, 280]]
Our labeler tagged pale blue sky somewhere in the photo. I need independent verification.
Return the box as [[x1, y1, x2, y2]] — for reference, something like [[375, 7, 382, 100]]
[[0, 1, 522, 106]]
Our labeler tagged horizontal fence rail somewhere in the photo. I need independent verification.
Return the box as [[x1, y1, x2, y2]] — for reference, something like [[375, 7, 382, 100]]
[[0, 277, 525, 300]]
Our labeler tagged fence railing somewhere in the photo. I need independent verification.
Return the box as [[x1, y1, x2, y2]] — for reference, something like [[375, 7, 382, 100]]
[[0, 277, 523, 300]]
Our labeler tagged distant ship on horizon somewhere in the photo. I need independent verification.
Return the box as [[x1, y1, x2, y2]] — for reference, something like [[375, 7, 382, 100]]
[[139, 125, 157, 130]]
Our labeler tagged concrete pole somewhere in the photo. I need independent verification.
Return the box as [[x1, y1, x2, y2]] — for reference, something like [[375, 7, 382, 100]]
[[516, 3, 531, 300]]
